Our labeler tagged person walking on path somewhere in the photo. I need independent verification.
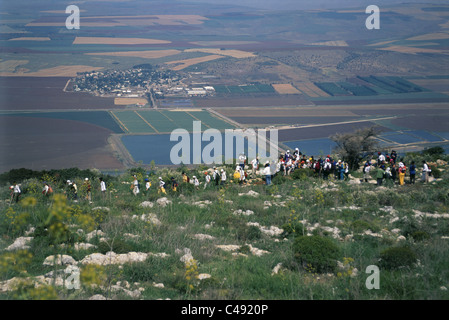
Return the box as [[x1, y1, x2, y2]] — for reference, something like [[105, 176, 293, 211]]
[[99, 177, 107, 200], [10, 183, 21, 204], [42, 182, 53, 197], [171, 177, 178, 192], [376, 165, 385, 186], [238, 153, 246, 171], [131, 175, 140, 196], [409, 161, 416, 184], [390, 164, 397, 185], [220, 169, 227, 186], [67, 180, 78, 201], [263, 161, 272, 185], [251, 157, 259, 177], [213, 167, 220, 187], [145, 178, 151, 195], [398, 163, 406, 186], [84, 178, 92, 202], [158, 177, 167, 194], [204, 171, 211, 189], [192, 175, 200, 189], [422, 160, 430, 183], [363, 160, 371, 182]]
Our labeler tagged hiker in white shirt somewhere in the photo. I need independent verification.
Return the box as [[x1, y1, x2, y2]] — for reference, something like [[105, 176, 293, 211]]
[[221, 169, 227, 185], [132, 176, 140, 195], [193, 176, 200, 189], [422, 160, 430, 183], [12, 183, 21, 203], [99, 177, 107, 200], [204, 172, 211, 189], [251, 157, 259, 176]]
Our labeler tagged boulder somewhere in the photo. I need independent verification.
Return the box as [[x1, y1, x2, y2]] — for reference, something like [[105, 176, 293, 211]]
[[5, 237, 33, 251], [156, 197, 172, 207], [43, 254, 77, 266]]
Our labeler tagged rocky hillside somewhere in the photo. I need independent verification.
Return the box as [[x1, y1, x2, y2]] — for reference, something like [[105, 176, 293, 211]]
[[0, 152, 449, 301]]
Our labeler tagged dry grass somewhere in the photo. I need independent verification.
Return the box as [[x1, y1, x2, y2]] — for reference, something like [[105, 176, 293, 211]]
[[0, 65, 103, 77], [184, 48, 256, 59], [73, 37, 171, 45], [272, 83, 301, 94], [86, 49, 181, 59], [378, 45, 449, 54], [0, 60, 29, 72], [310, 40, 348, 47], [114, 98, 148, 105], [189, 41, 259, 46], [8, 37, 51, 41], [27, 14, 209, 27], [165, 55, 225, 70], [294, 82, 330, 97], [407, 33, 449, 41], [367, 40, 398, 47]]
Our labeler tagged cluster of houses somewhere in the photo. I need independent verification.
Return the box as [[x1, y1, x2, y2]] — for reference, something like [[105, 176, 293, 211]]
[[73, 68, 216, 100]]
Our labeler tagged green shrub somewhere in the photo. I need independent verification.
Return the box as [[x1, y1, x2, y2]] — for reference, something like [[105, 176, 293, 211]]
[[281, 221, 304, 238], [351, 219, 379, 233], [97, 238, 134, 254], [291, 168, 314, 180], [236, 224, 262, 241], [422, 146, 444, 157], [429, 165, 441, 179], [379, 246, 417, 270], [293, 235, 341, 273], [410, 230, 430, 242], [272, 174, 288, 185]]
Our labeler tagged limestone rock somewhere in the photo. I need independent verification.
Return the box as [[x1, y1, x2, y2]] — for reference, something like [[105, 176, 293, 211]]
[[43, 254, 77, 266], [5, 237, 33, 251]]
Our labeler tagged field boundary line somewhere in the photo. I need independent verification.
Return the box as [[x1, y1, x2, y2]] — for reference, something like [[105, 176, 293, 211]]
[[134, 111, 159, 133], [109, 111, 130, 133], [207, 108, 242, 129], [158, 110, 175, 123], [276, 116, 398, 131], [186, 111, 211, 129], [63, 79, 71, 92]]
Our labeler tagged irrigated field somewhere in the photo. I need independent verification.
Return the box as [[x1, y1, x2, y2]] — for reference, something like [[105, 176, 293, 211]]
[[110, 109, 235, 134]]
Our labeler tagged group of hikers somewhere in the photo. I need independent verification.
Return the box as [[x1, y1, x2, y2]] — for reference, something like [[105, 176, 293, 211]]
[[6, 148, 436, 205], [369, 151, 432, 186]]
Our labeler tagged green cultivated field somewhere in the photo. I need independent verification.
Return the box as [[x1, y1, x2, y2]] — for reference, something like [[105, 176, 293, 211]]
[[111, 110, 235, 134], [213, 84, 275, 95]]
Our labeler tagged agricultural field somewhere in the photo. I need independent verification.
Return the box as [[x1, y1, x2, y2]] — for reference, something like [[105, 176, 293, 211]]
[[193, 95, 310, 108], [213, 84, 275, 95], [272, 84, 301, 95], [311, 76, 433, 98], [110, 109, 235, 134], [0, 77, 116, 110], [0, 115, 124, 173]]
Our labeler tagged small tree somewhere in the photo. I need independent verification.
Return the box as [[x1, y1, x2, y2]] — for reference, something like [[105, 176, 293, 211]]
[[330, 126, 379, 170]]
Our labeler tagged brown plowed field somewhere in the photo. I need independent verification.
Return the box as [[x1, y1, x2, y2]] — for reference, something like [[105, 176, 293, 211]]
[[0, 77, 116, 110], [0, 116, 124, 173]]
